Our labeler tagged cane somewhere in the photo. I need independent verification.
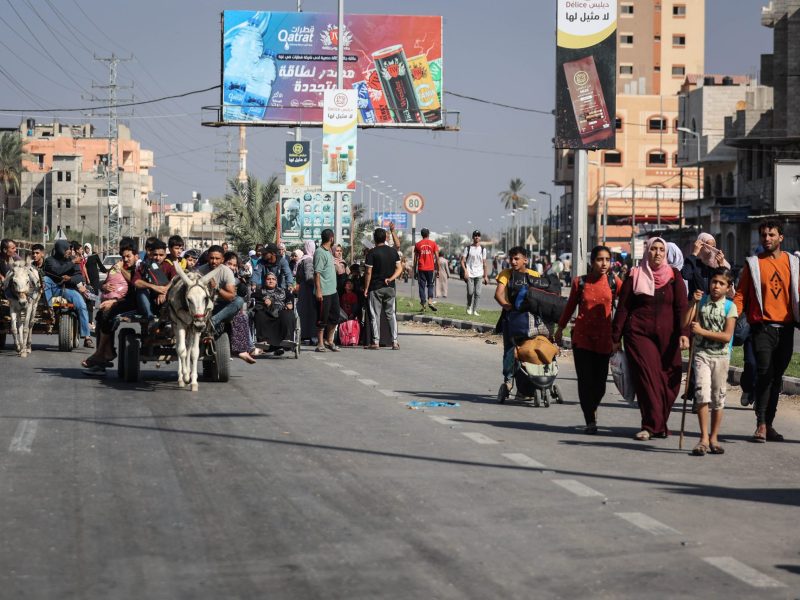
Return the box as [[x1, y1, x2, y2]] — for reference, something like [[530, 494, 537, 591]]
[[679, 303, 698, 450]]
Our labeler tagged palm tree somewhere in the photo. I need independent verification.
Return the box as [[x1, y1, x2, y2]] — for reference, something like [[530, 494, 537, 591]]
[[498, 178, 530, 247], [0, 132, 28, 238], [215, 173, 279, 251]]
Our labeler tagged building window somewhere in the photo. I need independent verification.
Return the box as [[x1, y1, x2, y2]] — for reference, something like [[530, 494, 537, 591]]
[[620, 34, 634, 45], [65, 171, 71, 182], [57, 198, 62, 209], [615, 116, 623, 131], [654, 35, 661, 41], [57, 171, 63, 182], [35, 154, 45, 167], [673, 34, 686, 47], [620, 65, 634, 76], [621, 3, 634, 15], [603, 150, 623, 166], [65, 198, 71, 208], [654, 65, 662, 72], [647, 151, 668, 166], [65, 225, 71, 232], [673, 4, 686, 16], [673, 118, 680, 131], [566, 151, 575, 166], [672, 65, 686, 77], [673, 152, 679, 165], [648, 116, 668, 132]]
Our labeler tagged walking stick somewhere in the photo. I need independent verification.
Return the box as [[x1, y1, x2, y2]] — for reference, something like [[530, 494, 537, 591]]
[[679, 303, 698, 450]]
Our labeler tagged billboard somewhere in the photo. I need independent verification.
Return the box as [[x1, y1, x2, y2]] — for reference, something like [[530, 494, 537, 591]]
[[278, 185, 353, 244], [221, 11, 443, 126], [322, 89, 357, 192], [554, 1, 617, 149], [373, 212, 408, 229], [285, 140, 311, 185]]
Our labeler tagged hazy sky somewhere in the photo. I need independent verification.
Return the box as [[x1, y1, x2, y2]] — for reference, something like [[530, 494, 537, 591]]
[[0, 0, 773, 237]]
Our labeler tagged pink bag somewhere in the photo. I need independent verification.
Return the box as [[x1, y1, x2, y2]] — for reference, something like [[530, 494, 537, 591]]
[[338, 319, 361, 346], [101, 269, 129, 301]]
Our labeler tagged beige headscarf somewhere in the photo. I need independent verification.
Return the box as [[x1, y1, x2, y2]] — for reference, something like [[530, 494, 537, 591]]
[[697, 233, 730, 269]]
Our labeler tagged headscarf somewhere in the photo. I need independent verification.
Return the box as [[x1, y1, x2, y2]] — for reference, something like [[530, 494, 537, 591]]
[[696, 232, 730, 269], [44, 240, 80, 281], [666, 242, 684, 271], [632, 237, 674, 296], [83, 243, 92, 255], [300, 240, 316, 264]]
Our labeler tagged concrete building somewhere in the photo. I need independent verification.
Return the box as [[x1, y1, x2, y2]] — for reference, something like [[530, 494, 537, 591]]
[[163, 201, 225, 250], [18, 120, 154, 251]]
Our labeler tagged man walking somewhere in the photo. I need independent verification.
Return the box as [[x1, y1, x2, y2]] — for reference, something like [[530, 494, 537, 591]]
[[734, 219, 799, 442], [414, 227, 439, 312], [460, 230, 488, 315], [313, 229, 340, 352], [364, 227, 403, 350]]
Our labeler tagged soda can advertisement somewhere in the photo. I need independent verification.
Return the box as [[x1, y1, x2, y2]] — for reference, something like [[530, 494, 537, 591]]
[[285, 140, 311, 186], [221, 11, 443, 127], [554, 0, 617, 149], [322, 89, 357, 192]]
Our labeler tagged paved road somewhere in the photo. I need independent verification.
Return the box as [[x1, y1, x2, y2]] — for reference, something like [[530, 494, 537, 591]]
[[396, 275, 503, 312], [1, 328, 798, 598]]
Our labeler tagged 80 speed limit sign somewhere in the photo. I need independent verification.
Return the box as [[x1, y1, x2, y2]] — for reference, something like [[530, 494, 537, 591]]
[[403, 192, 425, 214]]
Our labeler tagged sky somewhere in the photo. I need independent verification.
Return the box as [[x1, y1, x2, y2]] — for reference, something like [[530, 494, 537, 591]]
[[0, 0, 774, 239]]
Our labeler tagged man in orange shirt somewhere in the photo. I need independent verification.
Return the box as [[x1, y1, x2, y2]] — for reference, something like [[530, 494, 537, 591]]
[[414, 228, 439, 312], [733, 219, 799, 442]]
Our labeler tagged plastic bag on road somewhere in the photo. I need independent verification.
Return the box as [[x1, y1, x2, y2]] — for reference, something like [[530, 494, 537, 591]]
[[609, 350, 636, 404]]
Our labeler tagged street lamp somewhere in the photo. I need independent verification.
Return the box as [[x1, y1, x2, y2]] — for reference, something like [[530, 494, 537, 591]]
[[677, 127, 702, 229], [538, 191, 552, 258]]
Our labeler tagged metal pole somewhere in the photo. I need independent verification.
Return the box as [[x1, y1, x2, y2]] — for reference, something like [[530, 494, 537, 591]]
[[295, 0, 302, 145], [602, 166, 608, 246], [696, 135, 701, 230], [42, 171, 47, 245], [334, 0, 344, 246], [572, 148, 588, 277], [630, 178, 636, 262]]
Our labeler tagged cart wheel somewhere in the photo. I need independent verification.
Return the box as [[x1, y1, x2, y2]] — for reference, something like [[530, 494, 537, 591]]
[[496, 383, 509, 404], [532, 391, 540, 408], [123, 334, 140, 383], [202, 359, 213, 380], [58, 314, 74, 352], [72, 314, 79, 349], [118, 328, 135, 380], [552, 384, 563, 404], [0, 333, 5, 349], [211, 332, 231, 382], [542, 389, 550, 407]]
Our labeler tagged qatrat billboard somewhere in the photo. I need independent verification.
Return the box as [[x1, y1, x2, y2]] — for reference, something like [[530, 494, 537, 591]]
[[221, 11, 443, 127]]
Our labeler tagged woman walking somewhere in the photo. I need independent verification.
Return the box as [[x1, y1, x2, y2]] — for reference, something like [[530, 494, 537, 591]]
[[682, 232, 730, 297], [612, 237, 689, 440], [555, 246, 621, 434], [435, 250, 450, 298]]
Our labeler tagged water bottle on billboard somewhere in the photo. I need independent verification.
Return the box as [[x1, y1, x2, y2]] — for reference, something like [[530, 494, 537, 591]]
[[223, 12, 269, 120], [243, 53, 277, 121]]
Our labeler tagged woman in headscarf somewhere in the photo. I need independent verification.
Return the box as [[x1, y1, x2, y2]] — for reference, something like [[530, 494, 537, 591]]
[[333, 243, 349, 295], [612, 237, 690, 440], [295, 240, 318, 343], [682, 232, 730, 297], [43, 239, 94, 347]]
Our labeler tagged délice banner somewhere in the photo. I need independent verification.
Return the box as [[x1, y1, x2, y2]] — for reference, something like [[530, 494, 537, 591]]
[[285, 140, 311, 186], [221, 11, 443, 126], [554, 1, 617, 150]]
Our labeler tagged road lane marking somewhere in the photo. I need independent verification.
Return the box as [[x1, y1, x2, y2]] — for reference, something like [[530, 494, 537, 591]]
[[614, 512, 679, 536], [461, 432, 499, 445], [429, 415, 454, 425], [502, 453, 546, 468], [378, 389, 399, 397], [340, 370, 360, 377], [9, 420, 38, 454], [703, 557, 786, 588], [325, 362, 342, 368], [358, 379, 379, 387], [552, 479, 604, 497]]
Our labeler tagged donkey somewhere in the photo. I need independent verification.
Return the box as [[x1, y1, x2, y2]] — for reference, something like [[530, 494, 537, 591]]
[[167, 263, 220, 392], [4, 261, 41, 357]]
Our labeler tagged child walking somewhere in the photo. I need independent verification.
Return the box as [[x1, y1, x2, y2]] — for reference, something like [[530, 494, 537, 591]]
[[682, 268, 738, 456]]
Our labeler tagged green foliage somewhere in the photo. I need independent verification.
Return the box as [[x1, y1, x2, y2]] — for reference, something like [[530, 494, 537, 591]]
[[0, 132, 28, 195], [498, 178, 530, 212], [215, 174, 279, 252]]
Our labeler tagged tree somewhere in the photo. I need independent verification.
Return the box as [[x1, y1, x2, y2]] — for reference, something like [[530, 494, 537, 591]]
[[498, 178, 530, 248], [214, 173, 279, 252], [0, 132, 29, 238]]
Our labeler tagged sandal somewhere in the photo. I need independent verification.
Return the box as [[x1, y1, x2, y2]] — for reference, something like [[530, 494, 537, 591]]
[[324, 342, 339, 352], [752, 428, 767, 443], [238, 352, 256, 364], [634, 430, 651, 441], [709, 443, 725, 455], [692, 442, 709, 456], [315, 346, 327, 353], [766, 427, 784, 442]]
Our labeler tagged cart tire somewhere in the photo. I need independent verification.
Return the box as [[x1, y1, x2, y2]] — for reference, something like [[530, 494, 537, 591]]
[[118, 328, 135, 380], [496, 383, 509, 404], [0, 333, 5, 349], [212, 332, 231, 382], [123, 334, 140, 383], [72, 316, 79, 349], [58, 315, 74, 352], [552, 384, 563, 404], [202, 359, 213, 380], [542, 389, 550, 408]]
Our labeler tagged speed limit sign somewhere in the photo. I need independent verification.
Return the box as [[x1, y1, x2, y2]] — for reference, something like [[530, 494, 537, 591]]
[[403, 192, 425, 214]]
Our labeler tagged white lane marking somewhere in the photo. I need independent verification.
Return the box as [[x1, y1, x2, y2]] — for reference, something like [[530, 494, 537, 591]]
[[502, 453, 546, 468], [703, 557, 786, 588], [429, 415, 454, 425], [9, 420, 38, 454], [358, 379, 379, 387], [552, 479, 604, 497], [378, 389, 399, 397], [340, 369, 360, 377], [614, 512, 679, 536], [325, 362, 342, 368], [461, 432, 499, 445]]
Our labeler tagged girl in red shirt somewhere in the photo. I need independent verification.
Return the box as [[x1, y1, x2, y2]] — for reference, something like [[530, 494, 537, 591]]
[[555, 246, 622, 434]]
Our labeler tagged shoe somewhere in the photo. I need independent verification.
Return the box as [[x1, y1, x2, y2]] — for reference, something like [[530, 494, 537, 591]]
[[709, 443, 725, 454], [324, 342, 340, 352], [367, 344, 379, 350], [692, 442, 709, 456], [273, 349, 285, 356], [428, 303, 438, 312], [634, 430, 651, 441], [280, 339, 295, 349], [740, 391, 751, 407], [420, 303, 426, 312], [315, 346, 327, 353], [584, 423, 598, 435], [392, 342, 400, 350], [82, 365, 107, 377], [766, 427, 784, 442], [473, 311, 480, 316], [466, 307, 473, 315], [83, 338, 95, 348]]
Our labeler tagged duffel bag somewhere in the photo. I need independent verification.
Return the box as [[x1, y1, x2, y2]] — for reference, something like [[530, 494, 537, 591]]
[[338, 319, 361, 346]]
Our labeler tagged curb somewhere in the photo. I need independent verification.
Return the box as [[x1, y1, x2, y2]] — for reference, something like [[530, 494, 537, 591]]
[[397, 312, 800, 395]]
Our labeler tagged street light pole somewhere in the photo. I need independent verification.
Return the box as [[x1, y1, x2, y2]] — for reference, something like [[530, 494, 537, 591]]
[[538, 191, 552, 259]]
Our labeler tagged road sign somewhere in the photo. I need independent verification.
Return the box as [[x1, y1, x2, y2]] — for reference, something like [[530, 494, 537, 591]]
[[525, 233, 536, 247], [403, 192, 425, 214]]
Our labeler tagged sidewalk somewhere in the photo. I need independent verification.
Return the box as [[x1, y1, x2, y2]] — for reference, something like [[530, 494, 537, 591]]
[[397, 311, 800, 395]]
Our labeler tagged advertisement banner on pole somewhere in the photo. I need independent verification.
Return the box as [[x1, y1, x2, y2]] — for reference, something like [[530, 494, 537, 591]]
[[373, 212, 408, 229], [221, 11, 443, 127], [554, 1, 617, 150], [278, 185, 353, 244], [322, 89, 357, 192], [285, 141, 311, 185]]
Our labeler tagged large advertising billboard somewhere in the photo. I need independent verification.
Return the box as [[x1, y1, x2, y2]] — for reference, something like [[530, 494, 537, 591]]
[[554, 1, 617, 149], [222, 11, 443, 127], [322, 89, 357, 192]]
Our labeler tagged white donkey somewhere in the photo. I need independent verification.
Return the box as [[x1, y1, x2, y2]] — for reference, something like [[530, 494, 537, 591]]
[[167, 263, 219, 391], [4, 261, 41, 357]]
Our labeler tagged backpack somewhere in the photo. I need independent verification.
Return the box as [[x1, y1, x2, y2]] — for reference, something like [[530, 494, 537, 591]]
[[513, 271, 566, 324], [577, 272, 618, 313], [142, 262, 169, 286], [338, 319, 361, 346]]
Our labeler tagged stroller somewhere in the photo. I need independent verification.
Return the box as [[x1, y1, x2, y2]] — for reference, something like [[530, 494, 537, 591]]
[[496, 273, 565, 406]]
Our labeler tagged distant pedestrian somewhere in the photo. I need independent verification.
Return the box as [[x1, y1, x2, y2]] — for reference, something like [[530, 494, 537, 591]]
[[414, 227, 439, 311], [436, 250, 450, 298], [313, 229, 340, 352], [683, 268, 737, 455], [460, 230, 488, 315], [363, 228, 402, 350], [733, 220, 799, 442]]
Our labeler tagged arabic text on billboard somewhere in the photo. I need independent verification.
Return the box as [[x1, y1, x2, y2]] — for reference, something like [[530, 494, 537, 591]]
[[222, 11, 443, 126], [373, 212, 408, 229], [285, 140, 311, 186], [554, 1, 617, 150]]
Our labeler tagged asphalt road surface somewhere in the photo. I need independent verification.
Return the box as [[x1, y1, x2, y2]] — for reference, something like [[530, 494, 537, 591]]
[[1, 327, 799, 598]]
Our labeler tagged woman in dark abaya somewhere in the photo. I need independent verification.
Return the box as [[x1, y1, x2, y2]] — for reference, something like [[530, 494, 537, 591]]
[[612, 237, 689, 440]]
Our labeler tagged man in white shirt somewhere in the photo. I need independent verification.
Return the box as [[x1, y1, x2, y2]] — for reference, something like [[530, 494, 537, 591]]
[[460, 230, 489, 315]]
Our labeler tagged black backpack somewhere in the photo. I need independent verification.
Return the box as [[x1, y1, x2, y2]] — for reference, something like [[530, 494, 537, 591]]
[[577, 272, 617, 304]]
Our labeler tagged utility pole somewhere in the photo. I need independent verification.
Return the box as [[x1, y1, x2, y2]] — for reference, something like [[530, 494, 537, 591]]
[[630, 179, 636, 262], [572, 149, 588, 277], [214, 130, 236, 182], [237, 125, 247, 184]]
